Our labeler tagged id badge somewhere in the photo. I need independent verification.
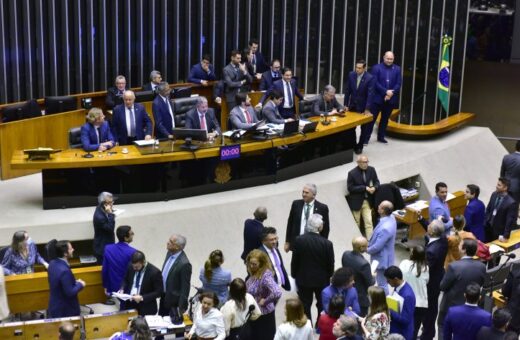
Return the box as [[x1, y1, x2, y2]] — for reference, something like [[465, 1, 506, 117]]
[[493, 209, 497, 216]]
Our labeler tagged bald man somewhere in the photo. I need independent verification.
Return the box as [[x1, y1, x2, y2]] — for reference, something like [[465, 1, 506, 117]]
[[111, 90, 153, 145], [342, 236, 374, 316]]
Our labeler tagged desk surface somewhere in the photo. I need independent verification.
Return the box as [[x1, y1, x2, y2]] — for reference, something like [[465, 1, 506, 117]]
[[488, 229, 520, 252]]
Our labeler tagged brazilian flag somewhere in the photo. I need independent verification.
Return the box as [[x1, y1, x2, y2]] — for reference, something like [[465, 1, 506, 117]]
[[438, 35, 452, 113]]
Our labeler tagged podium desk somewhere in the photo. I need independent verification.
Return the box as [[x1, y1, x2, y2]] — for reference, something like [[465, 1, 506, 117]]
[[488, 229, 520, 253]]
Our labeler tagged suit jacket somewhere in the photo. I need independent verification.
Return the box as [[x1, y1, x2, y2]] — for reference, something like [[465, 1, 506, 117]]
[[464, 198, 486, 242], [93, 204, 115, 257], [122, 262, 164, 316], [259, 70, 281, 91], [389, 283, 416, 340], [261, 100, 285, 124], [439, 258, 486, 311], [291, 232, 334, 288], [111, 103, 153, 145], [476, 326, 506, 340], [502, 264, 520, 332], [223, 63, 253, 102], [443, 304, 491, 340], [285, 199, 330, 249], [367, 215, 397, 270], [260, 78, 303, 107], [485, 192, 517, 239], [258, 245, 291, 291], [370, 62, 402, 107], [187, 63, 217, 84], [152, 95, 175, 138], [105, 86, 128, 110], [425, 237, 448, 297], [344, 71, 374, 112], [501, 152, 520, 201], [80, 121, 115, 152], [311, 94, 344, 117], [142, 82, 159, 92], [347, 166, 380, 210], [228, 105, 259, 130], [241, 218, 264, 260], [47, 258, 83, 318], [185, 107, 221, 134], [161, 250, 192, 313], [252, 51, 268, 73], [341, 250, 374, 309]]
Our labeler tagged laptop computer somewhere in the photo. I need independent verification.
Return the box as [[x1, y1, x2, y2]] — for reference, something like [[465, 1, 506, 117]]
[[278, 119, 300, 137], [301, 121, 319, 133]]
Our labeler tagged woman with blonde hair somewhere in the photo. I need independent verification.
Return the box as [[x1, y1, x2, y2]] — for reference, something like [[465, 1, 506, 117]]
[[2, 230, 48, 275], [358, 286, 390, 340], [246, 249, 282, 340], [199, 249, 231, 306], [274, 298, 314, 340]]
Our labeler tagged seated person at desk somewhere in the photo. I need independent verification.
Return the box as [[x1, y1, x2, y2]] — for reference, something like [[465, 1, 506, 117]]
[[229, 93, 260, 130], [80, 108, 115, 152], [261, 90, 294, 124], [106, 75, 129, 110], [260, 67, 303, 119], [111, 90, 153, 145], [259, 59, 282, 91], [152, 82, 175, 139], [312, 85, 345, 117], [185, 96, 221, 140], [188, 54, 217, 86], [429, 182, 453, 234], [142, 70, 162, 92], [1, 230, 48, 275], [110, 316, 152, 340]]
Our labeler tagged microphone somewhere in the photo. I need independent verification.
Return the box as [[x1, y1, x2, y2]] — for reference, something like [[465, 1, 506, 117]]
[[248, 305, 255, 312], [502, 253, 516, 259], [192, 285, 204, 294]]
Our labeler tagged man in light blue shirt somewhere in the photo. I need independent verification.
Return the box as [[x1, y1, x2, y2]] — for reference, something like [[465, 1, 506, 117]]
[[429, 182, 453, 233]]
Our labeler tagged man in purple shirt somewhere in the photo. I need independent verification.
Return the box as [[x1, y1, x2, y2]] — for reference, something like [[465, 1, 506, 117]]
[[102, 225, 136, 303], [321, 267, 361, 317], [429, 182, 453, 233]]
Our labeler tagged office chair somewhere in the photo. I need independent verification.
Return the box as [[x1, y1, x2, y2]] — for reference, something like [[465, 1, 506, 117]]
[[68, 127, 83, 149], [173, 97, 199, 127]]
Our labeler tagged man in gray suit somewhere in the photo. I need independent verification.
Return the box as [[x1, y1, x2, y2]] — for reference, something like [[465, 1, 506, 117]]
[[341, 236, 374, 316], [437, 238, 486, 339], [229, 93, 260, 130], [223, 50, 253, 111], [261, 90, 294, 124], [312, 85, 345, 117], [500, 140, 520, 202]]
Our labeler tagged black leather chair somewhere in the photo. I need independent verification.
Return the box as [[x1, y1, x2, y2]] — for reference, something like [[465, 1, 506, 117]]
[[1, 99, 41, 123], [173, 97, 199, 128], [298, 97, 317, 118], [68, 127, 82, 148], [21, 99, 42, 119]]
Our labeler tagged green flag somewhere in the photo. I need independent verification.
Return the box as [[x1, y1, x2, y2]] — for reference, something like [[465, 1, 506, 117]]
[[438, 35, 452, 114]]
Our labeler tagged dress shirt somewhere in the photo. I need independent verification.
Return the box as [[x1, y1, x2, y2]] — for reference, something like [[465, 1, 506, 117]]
[[274, 320, 314, 340], [220, 293, 261, 334], [241, 107, 252, 124], [321, 285, 361, 316], [160, 95, 175, 127], [125, 106, 136, 137], [130, 264, 147, 295], [399, 259, 429, 308], [262, 245, 284, 286], [162, 252, 180, 289], [199, 266, 232, 306], [283, 81, 293, 108], [428, 237, 440, 244], [188, 307, 226, 340], [299, 200, 315, 235]]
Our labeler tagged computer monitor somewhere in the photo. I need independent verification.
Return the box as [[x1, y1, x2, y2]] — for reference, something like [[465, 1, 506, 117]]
[[44, 96, 77, 114], [170, 87, 192, 99], [1, 102, 25, 123], [134, 90, 155, 103], [171, 128, 208, 151]]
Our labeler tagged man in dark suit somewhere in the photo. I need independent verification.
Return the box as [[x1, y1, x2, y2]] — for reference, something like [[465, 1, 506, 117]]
[[443, 283, 491, 340], [260, 67, 303, 119], [385, 266, 416, 340], [187, 55, 217, 86], [332, 315, 363, 340], [485, 177, 518, 242], [344, 59, 375, 154], [105, 75, 129, 110], [241, 206, 267, 261], [261, 90, 294, 124], [142, 70, 162, 92], [312, 84, 345, 117], [285, 183, 330, 252], [421, 220, 448, 340], [342, 236, 374, 316], [367, 51, 402, 144], [438, 238, 487, 338], [152, 82, 175, 139], [47, 240, 85, 318], [502, 262, 520, 333], [223, 50, 253, 110], [93, 191, 116, 265], [347, 155, 380, 239], [228, 93, 260, 130], [111, 90, 152, 145], [159, 234, 192, 316], [248, 38, 269, 74], [185, 96, 221, 140], [80, 108, 115, 152], [500, 140, 520, 202], [258, 227, 291, 291], [476, 308, 511, 340], [259, 59, 282, 91], [120, 251, 163, 316], [291, 213, 334, 322]]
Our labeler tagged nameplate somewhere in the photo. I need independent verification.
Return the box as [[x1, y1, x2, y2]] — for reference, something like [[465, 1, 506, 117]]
[[220, 144, 240, 161]]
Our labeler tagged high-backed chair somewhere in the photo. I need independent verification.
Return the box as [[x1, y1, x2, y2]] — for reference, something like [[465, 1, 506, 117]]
[[298, 97, 317, 118], [83, 309, 138, 339], [173, 96, 199, 128], [68, 127, 83, 149], [21, 99, 42, 119], [44, 96, 77, 115], [25, 316, 81, 340]]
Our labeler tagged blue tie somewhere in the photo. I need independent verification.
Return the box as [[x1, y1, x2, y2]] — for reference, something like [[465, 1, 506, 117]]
[[285, 81, 293, 107], [162, 255, 175, 289]]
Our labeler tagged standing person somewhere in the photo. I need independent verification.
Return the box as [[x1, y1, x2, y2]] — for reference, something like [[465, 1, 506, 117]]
[[105, 75, 129, 110], [399, 246, 429, 340], [260, 67, 303, 119], [259, 59, 282, 91], [342, 236, 375, 316], [344, 59, 375, 154], [199, 250, 232, 306], [476, 308, 512, 340], [358, 286, 391, 340], [463, 184, 486, 242], [188, 55, 217, 86], [367, 201, 397, 294], [241, 206, 267, 261], [485, 177, 517, 242], [248, 38, 269, 74], [2, 231, 48, 275], [502, 260, 520, 333], [500, 139, 520, 202], [47, 240, 85, 318], [142, 70, 162, 92], [246, 249, 282, 340], [317, 295, 346, 340], [367, 51, 401, 144], [429, 182, 453, 233], [159, 234, 192, 317], [285, 183, 330, 252], [274, 298, 314, 340], [444, 215, 477, 268], [186, 291, 226, 340], [80, 108, 115, 152], [93, 192, 116, 266], [258, 227, 291, 291], [384, 266, 416, 340], [152, 82, 175, 139], [223, 50, 253, 111], [347, 155, 380, 239], [291, 214, 335, 322], [321, 267, 361, 316], [111, 90, 153, 145]]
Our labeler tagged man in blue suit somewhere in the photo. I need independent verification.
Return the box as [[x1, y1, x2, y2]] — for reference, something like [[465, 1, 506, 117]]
[[443, 283, 491, 340], [367, 200, 396, 294], [367, 51, 401, 144], [464, 184, 486, 242], [344, 59, 375, 154], [185, 96, 221, 140], [152, 82, 175, 139], [385, 266, 416, 340], [248, 38, 269, 74], [241, 206, 267, 261], [80, 108, 115, 152], [259, 59, 282, 91], [187, 55, 217, 86], [111, 90, 152, 145], [260, 67, 303, 119], [47, 240, 85, 318]]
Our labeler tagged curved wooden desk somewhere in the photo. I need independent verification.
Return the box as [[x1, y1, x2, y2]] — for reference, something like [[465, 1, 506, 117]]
[[386, 111, 475, 136]]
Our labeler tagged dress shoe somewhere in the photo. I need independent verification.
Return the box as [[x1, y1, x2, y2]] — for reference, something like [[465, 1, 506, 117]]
[[377, 138, 388, 144]]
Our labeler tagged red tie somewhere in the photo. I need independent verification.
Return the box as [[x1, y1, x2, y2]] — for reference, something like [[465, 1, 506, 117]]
[[199, 113, 207, 130], [244, 108, 252, 124]]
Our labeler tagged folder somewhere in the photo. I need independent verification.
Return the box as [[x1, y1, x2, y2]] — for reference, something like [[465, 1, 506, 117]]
[[386, 293, 404, 313]]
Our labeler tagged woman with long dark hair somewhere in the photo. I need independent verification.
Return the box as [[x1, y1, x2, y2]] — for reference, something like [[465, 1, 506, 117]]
[[199, 249, 232, 306], [1, 231, 48, 275], [109, 316, 152, 340], [186, 291, 226, 340], [221, 278, 261, 339]]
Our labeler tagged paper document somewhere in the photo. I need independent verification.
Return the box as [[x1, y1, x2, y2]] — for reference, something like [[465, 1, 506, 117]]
[[370, 260, 379, 275], [112, 292, 133, 301], [446, 192, 455, 200], [406, 200, 429, 211], [112, 208, 125, 217], [489, 244, 505, 254], [134, 139, 157, 146], [223, 130, 246, 137], [145, 315, 178, 329]]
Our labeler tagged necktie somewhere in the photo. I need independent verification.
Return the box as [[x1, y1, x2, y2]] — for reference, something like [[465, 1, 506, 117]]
[[304, 203, 311, 222], [199, 113, 207, 130], [357, 75, 362, 88], [362, 170, 367, 184], [135, 270, 142, 289], [96, 127, 100, 144], [271, 248, 285, 285], [235, 66, 240, 78], [244, 108, 252, 124], [252, 54, 256, 65], [494, 195, 503, 209], [129, 107, 136, 137], [285, 81, 293, 107]]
